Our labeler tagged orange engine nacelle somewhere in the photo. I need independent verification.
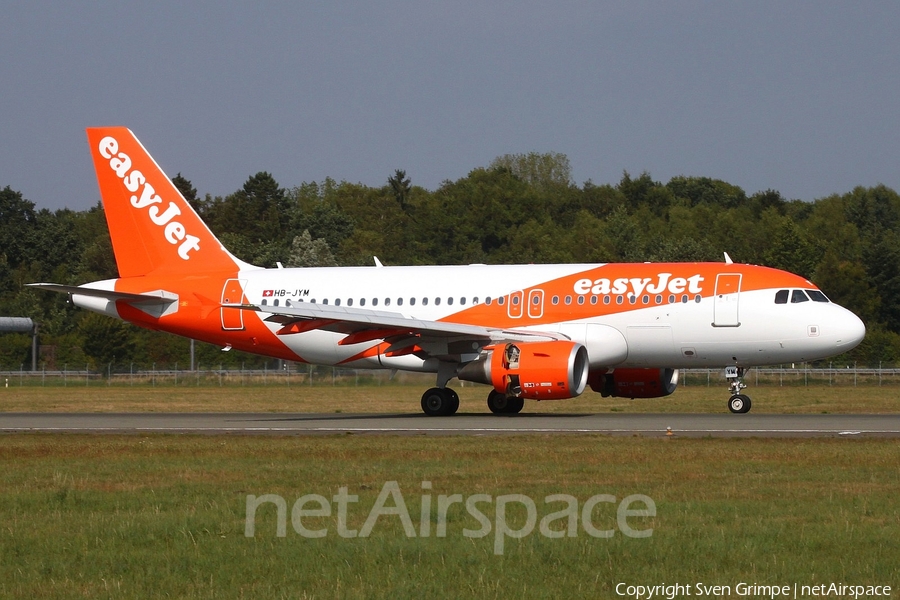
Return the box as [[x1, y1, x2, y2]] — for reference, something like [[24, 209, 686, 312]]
[[458, 341, 589, 400], [588, 367, 679, 399]]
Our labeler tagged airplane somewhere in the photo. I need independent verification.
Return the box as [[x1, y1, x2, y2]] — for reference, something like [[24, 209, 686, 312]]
[[29, 127, 866, 416]]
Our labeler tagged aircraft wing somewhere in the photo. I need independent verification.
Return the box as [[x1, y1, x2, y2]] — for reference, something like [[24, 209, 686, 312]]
[[232, 302, 563, 361]]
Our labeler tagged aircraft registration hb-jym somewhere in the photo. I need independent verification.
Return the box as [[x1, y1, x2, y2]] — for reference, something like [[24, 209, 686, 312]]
[[30, 128, 866, 415]]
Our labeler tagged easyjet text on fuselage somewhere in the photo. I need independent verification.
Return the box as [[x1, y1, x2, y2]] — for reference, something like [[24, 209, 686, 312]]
[[573, 273, 704, 297]]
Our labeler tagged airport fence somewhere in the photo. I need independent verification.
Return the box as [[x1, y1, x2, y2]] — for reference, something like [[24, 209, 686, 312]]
[[1, 364, 900, 388]]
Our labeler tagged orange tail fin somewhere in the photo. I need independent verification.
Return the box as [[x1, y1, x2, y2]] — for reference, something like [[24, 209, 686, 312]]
[[87, 127, 247, 278]]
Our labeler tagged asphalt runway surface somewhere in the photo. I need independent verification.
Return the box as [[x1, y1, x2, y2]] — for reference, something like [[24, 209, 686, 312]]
[[2, 412, 900, 437]]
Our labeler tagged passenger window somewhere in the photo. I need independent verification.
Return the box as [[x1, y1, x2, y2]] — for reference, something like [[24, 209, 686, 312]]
[[655, 295, 662, 304], [473, 297, 479, 304], [791, 290, 810, 303], [435, 297, 441, 306], [261, 299, 267, 306], [564, 296, 572, 305], [273, 299, 279, 307], [807, 290, 830, 303], [775, 290, 789, 304], [486, 297, 492, 305], [335, 299, 341, 306], [603, 296, 610, 305], [552, 296, 559, 305], [448, 297, 454, 306], [372, 298, 377, 306], [323, 299, 328, 305], [616, 296, 624, 305], [668, 295, 675, 304], [347, 299, 353, 307], [577, 296, 585, 305], [498, 297, 505, 306], [694, 295, 701, 303], [642, 295, 649, 304], [681, 295, 688, 303], [397, 298, 403, 306], [410, 298, 416, 306], [628, 296, 636, 305], [359, 298, 365, 306], [384, 298, 390, 306], [422, 297, 428, 306], [591, 296, 598, 305], [460, 297, 466, 305]]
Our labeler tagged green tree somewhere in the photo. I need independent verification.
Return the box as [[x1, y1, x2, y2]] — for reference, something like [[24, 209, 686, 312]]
[[489, 152, 572, 189], [388, 169, 412, 211], [0, 186, 36, 267], [286, 230, 338, 267], [78, 312, 136, 369]]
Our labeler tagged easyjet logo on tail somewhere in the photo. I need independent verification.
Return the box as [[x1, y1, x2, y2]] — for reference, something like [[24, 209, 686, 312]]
[[573, 273, 704, 297], [97, 136, 200, 260]]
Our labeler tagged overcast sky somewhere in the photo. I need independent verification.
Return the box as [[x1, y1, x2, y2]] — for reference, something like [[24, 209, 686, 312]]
[[2, 1, 898, 211]]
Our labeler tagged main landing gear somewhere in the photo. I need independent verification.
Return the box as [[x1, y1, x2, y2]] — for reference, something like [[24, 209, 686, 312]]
[[421, 387, 460, 416], [486, 390, 524, 414], [725, 366, 752, 414]]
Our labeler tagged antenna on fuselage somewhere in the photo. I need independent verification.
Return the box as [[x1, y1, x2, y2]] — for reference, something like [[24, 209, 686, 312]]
[[374, 257, 384, 267], [724, 252, 734, 265]]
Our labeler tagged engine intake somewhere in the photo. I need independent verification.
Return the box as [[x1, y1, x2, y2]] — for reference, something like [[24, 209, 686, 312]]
[[458, 341, 589, 400]]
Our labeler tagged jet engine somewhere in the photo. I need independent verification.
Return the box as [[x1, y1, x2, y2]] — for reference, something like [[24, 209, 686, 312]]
[[588, 367, 679, 399], [458, 341, 589, 399]]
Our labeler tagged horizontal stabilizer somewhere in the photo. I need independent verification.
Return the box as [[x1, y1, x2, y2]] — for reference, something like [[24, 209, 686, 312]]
[[27, 283, 178, 306]]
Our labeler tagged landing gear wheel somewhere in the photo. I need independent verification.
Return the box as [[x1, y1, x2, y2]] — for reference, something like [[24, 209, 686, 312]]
[[487, 391, 524, 414], [446, 388, 460, 415], [728, 394, 752, 414], [421, 388, 458, 416], [506, 397, 525, 414], [487, 390, 510, 414]]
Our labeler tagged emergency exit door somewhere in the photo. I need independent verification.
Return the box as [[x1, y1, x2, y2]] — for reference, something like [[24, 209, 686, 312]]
[[713, 273, 741, 327], [220, 279, 247, 330]]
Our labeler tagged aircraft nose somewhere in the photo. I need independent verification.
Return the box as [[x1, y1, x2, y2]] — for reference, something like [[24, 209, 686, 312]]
[[833, 307, 866, 350]]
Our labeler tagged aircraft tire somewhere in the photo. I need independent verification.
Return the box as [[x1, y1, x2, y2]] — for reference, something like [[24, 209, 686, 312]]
[[446, 389, 460, 415], [728, 394, 752, 414], [488, 391, 523, 414], [421, 388, 456, 416]]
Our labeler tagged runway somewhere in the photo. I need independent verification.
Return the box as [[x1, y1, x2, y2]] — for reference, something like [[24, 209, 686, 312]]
[[2, 412, 900, 437]]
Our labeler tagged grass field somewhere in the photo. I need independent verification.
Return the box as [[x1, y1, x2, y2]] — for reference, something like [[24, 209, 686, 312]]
[[1, 380, 898, 414], [1, 384, 897, 598], [1, 434, 897, 599]]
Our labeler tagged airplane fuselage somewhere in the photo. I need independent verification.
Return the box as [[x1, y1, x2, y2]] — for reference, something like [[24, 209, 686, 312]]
[[77, 261, 864, 374]]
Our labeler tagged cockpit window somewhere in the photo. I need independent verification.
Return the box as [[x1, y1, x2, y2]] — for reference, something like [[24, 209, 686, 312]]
[[791, 289, 810, 303], [774, 290, 789, 304], [806, 289, 830, 303]]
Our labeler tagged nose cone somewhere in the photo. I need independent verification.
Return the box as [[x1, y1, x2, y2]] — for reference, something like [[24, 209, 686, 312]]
[[833, 307, 866, 351]]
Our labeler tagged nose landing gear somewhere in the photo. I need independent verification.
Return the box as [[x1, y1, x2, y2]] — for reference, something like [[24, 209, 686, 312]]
[[725, 366, 752, 413]]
